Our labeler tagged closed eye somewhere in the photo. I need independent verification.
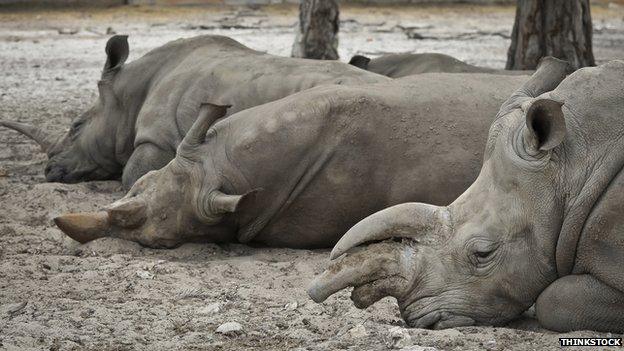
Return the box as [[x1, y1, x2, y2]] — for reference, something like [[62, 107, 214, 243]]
[[471, 241, 499, 267], [69, 121, 85, 139], [475, 250, 494, 259]]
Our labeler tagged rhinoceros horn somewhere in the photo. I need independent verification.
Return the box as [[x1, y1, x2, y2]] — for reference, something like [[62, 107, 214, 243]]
[[309, 203, 451, 305], [329, 203, 451, 260], [54, 212, 111, 244], [54, 198, 148, 243], [177, 103, 231, 159], [0, 120, 58, 155]]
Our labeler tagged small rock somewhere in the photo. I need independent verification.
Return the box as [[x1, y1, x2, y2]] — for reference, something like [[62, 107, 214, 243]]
[[349, 324, 368, 338], [483, 339, 497, 350], [0, 169, 7, 177], [285, 301, 298, 310], [106, 27, 116, 34], [198, 302, 221, 315], [7, 301, 27, 316], [216, 321, 242, 335], [136, 270, 154, 279], [399, 346, 438, 351], [58, 28, 79, 35], [386, 326, 412, 349], [435, 328, 463, 339]]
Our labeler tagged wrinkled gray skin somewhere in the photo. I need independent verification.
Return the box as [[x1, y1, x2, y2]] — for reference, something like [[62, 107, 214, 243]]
[[349, 53, 531, 78], [0, 35, 388, 188], [309, 58, 624, 333], [53, 73, 528, 250]]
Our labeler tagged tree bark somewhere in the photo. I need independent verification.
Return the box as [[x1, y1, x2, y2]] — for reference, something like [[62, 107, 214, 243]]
[[506, 0, 595, 70], [292, 0, 339, 60]]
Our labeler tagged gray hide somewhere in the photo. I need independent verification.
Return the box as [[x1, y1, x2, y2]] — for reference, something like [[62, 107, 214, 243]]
[[53, 73, 528, 250]]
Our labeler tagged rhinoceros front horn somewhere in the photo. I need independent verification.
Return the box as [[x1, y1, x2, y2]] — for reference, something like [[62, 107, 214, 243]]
[[330, 202, 451, 260], [0, 120, 58, 155], [54, 212, 111, 244], [308, 203, 451, 307]]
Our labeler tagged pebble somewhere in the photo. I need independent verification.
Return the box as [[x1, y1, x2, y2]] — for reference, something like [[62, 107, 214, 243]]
[[349, 324, 368, 338], [136, 270, 154, 279], [6, 301, 27, 316], [58, 28, 78, 35], [198, 302, 221, 315], [216, 321, 242, 335], [399, 346, 438, 351], [483, 339, 497, 350], [386, 326, 412, 349], [285, 301, 298, 310]]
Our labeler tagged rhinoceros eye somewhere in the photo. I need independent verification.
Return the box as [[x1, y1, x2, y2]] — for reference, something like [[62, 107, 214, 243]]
[[471, 241, 498, 267], [69, 121, 84, 138], [475, 249, 494, 259]]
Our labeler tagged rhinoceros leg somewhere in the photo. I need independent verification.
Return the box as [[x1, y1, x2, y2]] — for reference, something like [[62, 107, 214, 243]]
[[122, 143, 174, 188], [535, 274, 624, 333]]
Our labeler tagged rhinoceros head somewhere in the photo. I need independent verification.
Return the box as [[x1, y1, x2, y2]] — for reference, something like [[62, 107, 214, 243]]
[[54, 103, 254, 248], [1, 35, 131, 183], [308, 57, 574, 328]]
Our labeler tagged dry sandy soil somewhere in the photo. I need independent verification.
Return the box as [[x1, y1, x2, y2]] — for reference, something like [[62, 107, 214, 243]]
[[1, 3, 624, 350]]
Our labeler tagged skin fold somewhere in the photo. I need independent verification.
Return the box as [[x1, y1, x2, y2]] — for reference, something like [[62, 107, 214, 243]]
[[309, 58, 624, 333], [53, 73, 528, 249]]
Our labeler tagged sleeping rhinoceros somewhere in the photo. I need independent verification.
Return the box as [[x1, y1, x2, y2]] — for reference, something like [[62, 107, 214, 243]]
[[52, 73, 527, 249], [308, 58, 624, 333], [0, 35, 388, 188], [349, 53, 530, 78]]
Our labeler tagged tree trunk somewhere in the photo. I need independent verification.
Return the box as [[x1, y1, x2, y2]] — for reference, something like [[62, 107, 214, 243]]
[[292, 0, 339, 60], [506, 0, 595, 70]]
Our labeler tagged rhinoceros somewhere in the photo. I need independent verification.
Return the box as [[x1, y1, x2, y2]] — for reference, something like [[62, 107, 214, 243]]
[[349, 53, 530, 78], [308, 58, 624, 333], [0, 35, 388, 188], [52, 73, 527, 249]]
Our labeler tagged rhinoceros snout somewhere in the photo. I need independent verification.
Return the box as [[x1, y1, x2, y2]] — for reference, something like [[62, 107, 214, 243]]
[[44, 164, 67, 183]]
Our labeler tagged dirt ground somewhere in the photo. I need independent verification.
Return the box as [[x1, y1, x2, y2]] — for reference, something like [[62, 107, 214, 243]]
[[0, 2, 623, 350]]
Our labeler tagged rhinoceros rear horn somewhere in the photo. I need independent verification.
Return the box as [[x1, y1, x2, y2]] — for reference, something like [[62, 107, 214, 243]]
[[0, 120, 57, 155], [308, 240, 412, 308], [178, 103, 231, 157], [54, 211, 111, 244], [518, 57, 569, 99], [107, 198, 147, 228]]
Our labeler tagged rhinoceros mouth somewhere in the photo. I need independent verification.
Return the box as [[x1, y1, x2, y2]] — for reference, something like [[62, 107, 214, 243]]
[[405, 309, 477, 329], [45, 161, 121, 183]]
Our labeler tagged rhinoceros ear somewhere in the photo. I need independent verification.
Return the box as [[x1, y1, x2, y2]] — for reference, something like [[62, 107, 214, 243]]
[[349, 55, 371, 70], [524, 99, 566, 152], [210, 189, 260, 214], [103, 35, 129, 77], [197, 188, 260, 224]]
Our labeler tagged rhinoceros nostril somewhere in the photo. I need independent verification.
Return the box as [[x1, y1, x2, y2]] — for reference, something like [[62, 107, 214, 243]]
[[44, 165, 66, 182]]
